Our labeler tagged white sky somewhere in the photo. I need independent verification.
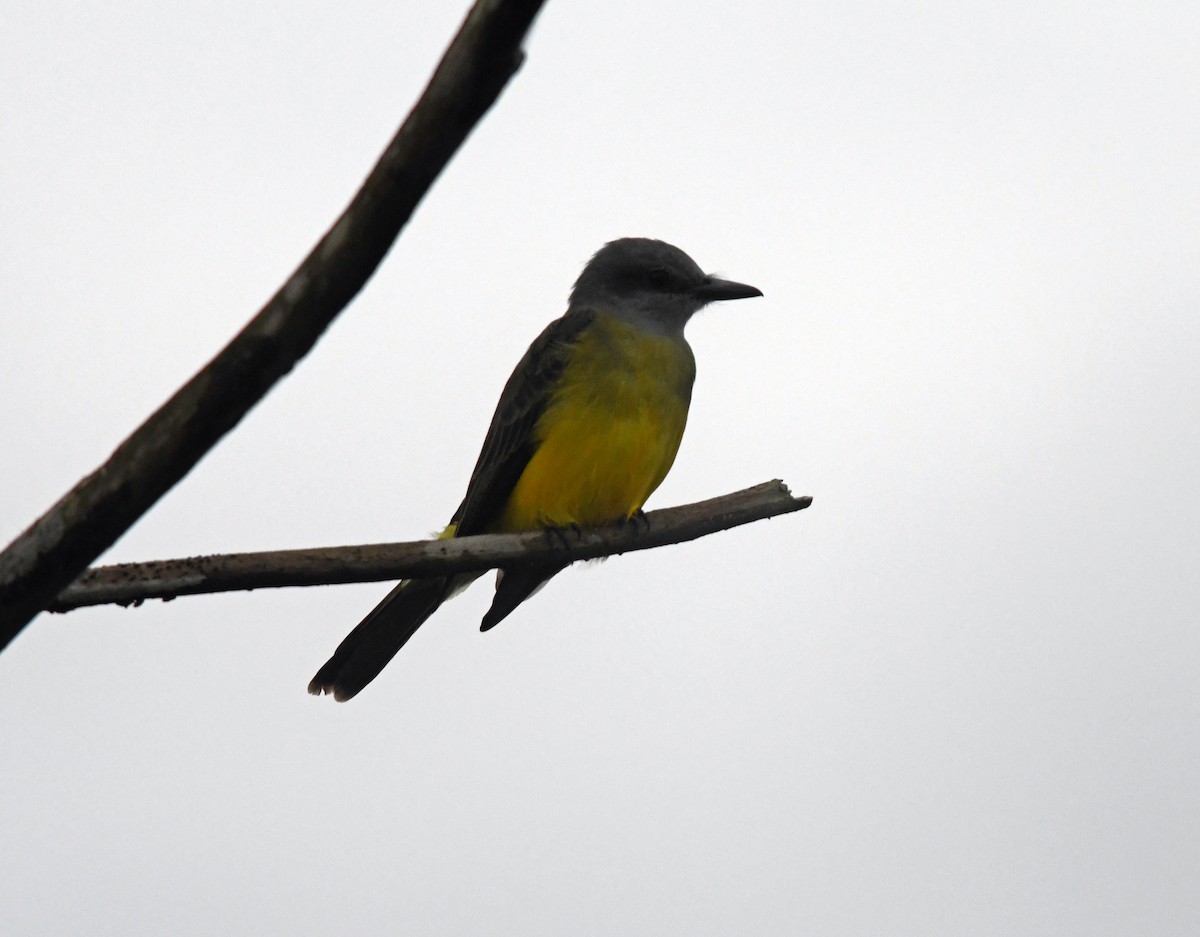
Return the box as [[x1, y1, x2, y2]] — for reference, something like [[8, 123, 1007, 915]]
[[2, 1, 1198, 934]]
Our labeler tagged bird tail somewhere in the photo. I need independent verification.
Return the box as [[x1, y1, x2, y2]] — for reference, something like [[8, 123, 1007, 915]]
[[480, 563, 568, 632], [309, 574, 473, 701]]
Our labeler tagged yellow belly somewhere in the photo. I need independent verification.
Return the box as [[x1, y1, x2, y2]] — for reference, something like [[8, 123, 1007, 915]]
[[495, 315, 695, 531]]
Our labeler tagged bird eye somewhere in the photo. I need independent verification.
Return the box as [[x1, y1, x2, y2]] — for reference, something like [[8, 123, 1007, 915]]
[[647, 266, 673, 290]]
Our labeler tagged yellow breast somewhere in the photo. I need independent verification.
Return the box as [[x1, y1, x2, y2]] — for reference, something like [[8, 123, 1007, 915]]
[[496, 314, 696, 531]]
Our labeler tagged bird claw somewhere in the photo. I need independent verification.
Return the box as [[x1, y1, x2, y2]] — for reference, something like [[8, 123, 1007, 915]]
[[619, 510, 650, 534], [545, 523, 583, 550]]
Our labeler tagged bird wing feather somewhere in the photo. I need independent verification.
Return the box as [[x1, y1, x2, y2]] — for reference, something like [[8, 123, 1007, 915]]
[[450, 308, 595, 536]]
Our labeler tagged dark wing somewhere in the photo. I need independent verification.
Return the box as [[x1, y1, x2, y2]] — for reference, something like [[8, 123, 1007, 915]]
[[450, 308, 595, 536]]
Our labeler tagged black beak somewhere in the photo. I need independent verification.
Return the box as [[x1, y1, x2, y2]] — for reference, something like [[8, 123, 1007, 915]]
[[692, 276, 763, 303]]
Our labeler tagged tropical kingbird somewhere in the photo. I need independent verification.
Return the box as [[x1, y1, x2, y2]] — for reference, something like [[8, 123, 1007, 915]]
[[309, 237, 762, 700]]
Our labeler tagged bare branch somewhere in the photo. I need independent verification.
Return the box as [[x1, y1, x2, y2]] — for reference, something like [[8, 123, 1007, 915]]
[[0, 0, 547, 648], [50, 481, 811, 612]]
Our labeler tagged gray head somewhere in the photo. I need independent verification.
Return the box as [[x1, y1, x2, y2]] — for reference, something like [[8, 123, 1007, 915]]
[[569, 238, 762, 333]]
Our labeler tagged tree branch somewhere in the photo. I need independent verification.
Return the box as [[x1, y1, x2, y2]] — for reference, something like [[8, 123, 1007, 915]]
[[50, 481, 811, 612], [0, 0, 547, 648]]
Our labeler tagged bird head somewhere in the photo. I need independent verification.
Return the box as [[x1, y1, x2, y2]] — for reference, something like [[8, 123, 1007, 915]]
[[569, 238, 762, 333]]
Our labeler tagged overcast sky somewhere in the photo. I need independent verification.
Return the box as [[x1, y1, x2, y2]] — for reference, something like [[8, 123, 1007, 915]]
[[2, 1, 1198, 935]]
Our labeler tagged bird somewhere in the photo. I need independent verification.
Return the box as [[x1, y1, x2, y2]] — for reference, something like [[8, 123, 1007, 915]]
[[309, 237, 762, 700]]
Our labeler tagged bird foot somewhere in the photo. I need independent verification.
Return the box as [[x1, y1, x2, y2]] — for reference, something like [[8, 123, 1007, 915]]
[[619, 509, 650, 534], [544, 523, 583, 550]]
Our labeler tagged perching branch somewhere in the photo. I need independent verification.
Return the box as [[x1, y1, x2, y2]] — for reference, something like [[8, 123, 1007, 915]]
[[0, 0, 547, 648], [50, 481, 811, 612]]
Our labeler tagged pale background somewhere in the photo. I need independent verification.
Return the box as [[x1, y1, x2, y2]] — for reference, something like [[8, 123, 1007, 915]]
[[2, 2, 1198, 934]]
